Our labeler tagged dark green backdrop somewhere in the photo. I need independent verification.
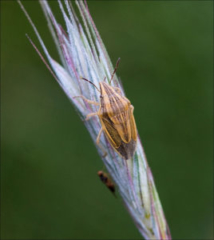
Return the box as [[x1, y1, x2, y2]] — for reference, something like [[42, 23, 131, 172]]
[[1, 1, 213, 239]]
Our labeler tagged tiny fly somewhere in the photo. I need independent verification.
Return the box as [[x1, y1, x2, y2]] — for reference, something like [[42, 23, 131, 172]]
[[97, 170, 115, 195]]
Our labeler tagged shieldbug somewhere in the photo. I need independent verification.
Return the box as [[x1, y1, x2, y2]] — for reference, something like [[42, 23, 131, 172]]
[[76, 59, 137, 160], [97, 170, 115, 195]]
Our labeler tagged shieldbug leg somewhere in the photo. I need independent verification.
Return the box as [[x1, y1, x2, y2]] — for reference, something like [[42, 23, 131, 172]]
[[85, 112, 99, 121], [130, 105, 134, 112], [96, 128, 107, 157], [74, 95, 100, 121], [96, 127, 103, 145], [73, 95, 99, 106]]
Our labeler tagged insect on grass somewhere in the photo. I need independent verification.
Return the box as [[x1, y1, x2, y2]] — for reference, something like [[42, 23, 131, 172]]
[[19, 1, 171, 238], [75, 59, 137, 160], [98, 170, 116, 195]]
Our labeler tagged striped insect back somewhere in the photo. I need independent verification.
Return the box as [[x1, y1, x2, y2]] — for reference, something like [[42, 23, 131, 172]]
[[99, 82, 137, 160]]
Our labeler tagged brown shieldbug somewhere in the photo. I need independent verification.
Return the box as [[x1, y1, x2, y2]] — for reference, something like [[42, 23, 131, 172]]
[[76, 59, 137, 160]]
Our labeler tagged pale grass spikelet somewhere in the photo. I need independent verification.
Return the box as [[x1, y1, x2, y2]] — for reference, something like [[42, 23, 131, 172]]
[[18, 1, 171, 239]]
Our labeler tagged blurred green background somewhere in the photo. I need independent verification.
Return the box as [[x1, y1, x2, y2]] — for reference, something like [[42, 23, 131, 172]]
[[1, 1, 213, 239]]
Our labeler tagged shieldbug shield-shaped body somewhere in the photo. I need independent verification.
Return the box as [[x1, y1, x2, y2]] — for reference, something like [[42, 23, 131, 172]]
[[76, 59, 137, 160]]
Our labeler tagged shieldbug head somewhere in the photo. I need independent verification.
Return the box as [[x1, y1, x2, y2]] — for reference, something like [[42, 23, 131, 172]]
[[75, 59, 137, 160]]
